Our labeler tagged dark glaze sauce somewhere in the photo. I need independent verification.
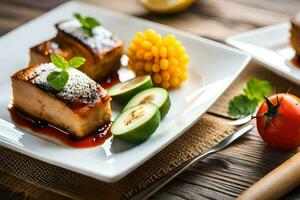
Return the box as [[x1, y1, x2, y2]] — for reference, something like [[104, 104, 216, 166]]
[[9, 107, 112, 148], [291, 54, 300, 68], [99, 73, 120, 89]]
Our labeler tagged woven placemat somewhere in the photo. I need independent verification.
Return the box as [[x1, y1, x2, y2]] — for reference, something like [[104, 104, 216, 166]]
[[0, 114, 235, 200]]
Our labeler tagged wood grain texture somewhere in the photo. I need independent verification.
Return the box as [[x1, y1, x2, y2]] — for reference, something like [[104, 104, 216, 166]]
[[0, 0, 300, 199], [237, 152, 300, 200]]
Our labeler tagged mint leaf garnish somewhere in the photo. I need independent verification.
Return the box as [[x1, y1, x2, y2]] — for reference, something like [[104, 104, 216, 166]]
[[73, 13, 100, 37], [47, 70, 69, 91], [68, 57, 86, 68], [228, 78, 273, 119], [47, 53, 86, 90], [50, 54, 68, 69], [85, 17, 100, 27], [74, 13, 85, 25]]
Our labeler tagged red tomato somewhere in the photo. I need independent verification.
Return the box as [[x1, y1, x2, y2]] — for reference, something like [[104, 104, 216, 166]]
[[256, 93, 300, 149]]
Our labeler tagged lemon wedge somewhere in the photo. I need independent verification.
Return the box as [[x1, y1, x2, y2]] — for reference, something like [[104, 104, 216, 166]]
[[139, 0, 195, 14]]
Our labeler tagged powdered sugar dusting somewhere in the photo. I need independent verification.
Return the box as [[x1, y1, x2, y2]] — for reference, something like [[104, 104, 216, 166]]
[[57, 20, 120, 54], [21, 63, 106, 107]]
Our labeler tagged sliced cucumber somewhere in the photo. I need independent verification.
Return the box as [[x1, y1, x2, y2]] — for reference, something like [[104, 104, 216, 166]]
[[111, 103, 161, 144], [108, 75, 153, 104], [123, 87, 171, 118]]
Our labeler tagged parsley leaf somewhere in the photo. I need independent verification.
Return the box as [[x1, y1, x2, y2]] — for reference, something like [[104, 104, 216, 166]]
[[228, 78, 273, 119], [73, 13, 100, 37], [47, 53, 86, 90], [228, 95, 258, 119], [243, 79, 273, 101]]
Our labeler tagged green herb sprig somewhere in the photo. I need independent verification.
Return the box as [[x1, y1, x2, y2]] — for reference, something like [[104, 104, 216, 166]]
[[228, 79, 273, 119], [74, 13, 100, 37], [47, 54, 86, 90]]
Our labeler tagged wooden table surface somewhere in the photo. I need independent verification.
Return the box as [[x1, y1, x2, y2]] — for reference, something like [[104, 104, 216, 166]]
[[1, 0, 300, 199]]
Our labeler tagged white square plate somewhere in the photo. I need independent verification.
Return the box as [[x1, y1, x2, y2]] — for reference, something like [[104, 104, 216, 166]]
[[226, 22, 300, 84], [0, 1, 250, 182]]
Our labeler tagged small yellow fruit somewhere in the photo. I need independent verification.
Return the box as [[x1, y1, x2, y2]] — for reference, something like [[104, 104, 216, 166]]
[[162, 81, 170, 89], [167, 65, 175, 73], [170, 77, 180, 88], [133, 37, 142, 46], [151, 46, 159, 57], [161, 70, 171, 81], [144, 52, 153, 60], [169, 58, 178, 68], [153, 73, 162, 84], [159, 47, 167, 58], [144, 62, 153, 72], [135, 61, 144, 70], [160, 59, 169, 70], [180, 72, 188, 81], [141, 41, 152, 50], [152, 64, 160, 72], [167, 46, 175, 58], [136, 49, 145, 59]]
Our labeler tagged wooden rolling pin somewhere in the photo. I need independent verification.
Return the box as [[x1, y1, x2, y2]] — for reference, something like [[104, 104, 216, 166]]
[[237, 152, 300, 200]]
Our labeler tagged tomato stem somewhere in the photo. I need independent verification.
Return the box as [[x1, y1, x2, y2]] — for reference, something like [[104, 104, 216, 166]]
[[262, 96, 281, 129]]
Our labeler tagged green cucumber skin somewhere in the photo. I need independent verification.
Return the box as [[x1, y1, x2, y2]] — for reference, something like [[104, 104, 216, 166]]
[[112, 109, 161, 144], [110, 79, 153, 104], [159, 94, 171, 118]]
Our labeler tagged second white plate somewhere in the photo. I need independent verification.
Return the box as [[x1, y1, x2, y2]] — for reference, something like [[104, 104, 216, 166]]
[[226, 22, 300, 84]]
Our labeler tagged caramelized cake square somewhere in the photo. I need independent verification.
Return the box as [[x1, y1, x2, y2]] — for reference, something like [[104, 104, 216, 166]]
[[30, 20, 123, 81], [11, 63, 112, 138]]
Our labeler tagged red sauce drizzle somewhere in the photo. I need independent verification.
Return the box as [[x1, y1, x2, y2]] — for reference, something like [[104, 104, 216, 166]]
[[291, 54, 300, 68], [100, 74, 120, 89], [8, 107, 112, 148]]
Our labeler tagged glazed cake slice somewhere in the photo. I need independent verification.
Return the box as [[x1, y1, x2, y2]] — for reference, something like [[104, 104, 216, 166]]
[[30, 20, 123, 81], [11, 63, 112, 138]]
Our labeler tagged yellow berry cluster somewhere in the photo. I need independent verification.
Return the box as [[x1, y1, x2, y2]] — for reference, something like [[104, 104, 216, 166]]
[[127, 29, 189, 89]]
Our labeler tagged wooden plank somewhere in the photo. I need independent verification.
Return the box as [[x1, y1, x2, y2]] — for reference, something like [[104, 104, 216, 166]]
[[0, 3, 43, 36], [0, 3, 43, 19], [0, 0, 66, 36], [1, 0, 67, 10], [227, 0, 300, 15]]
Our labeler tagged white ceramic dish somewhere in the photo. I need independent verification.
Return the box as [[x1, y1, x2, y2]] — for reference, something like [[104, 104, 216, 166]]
[[226, 22, 300, 85], [0, 1, 250, 182]]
